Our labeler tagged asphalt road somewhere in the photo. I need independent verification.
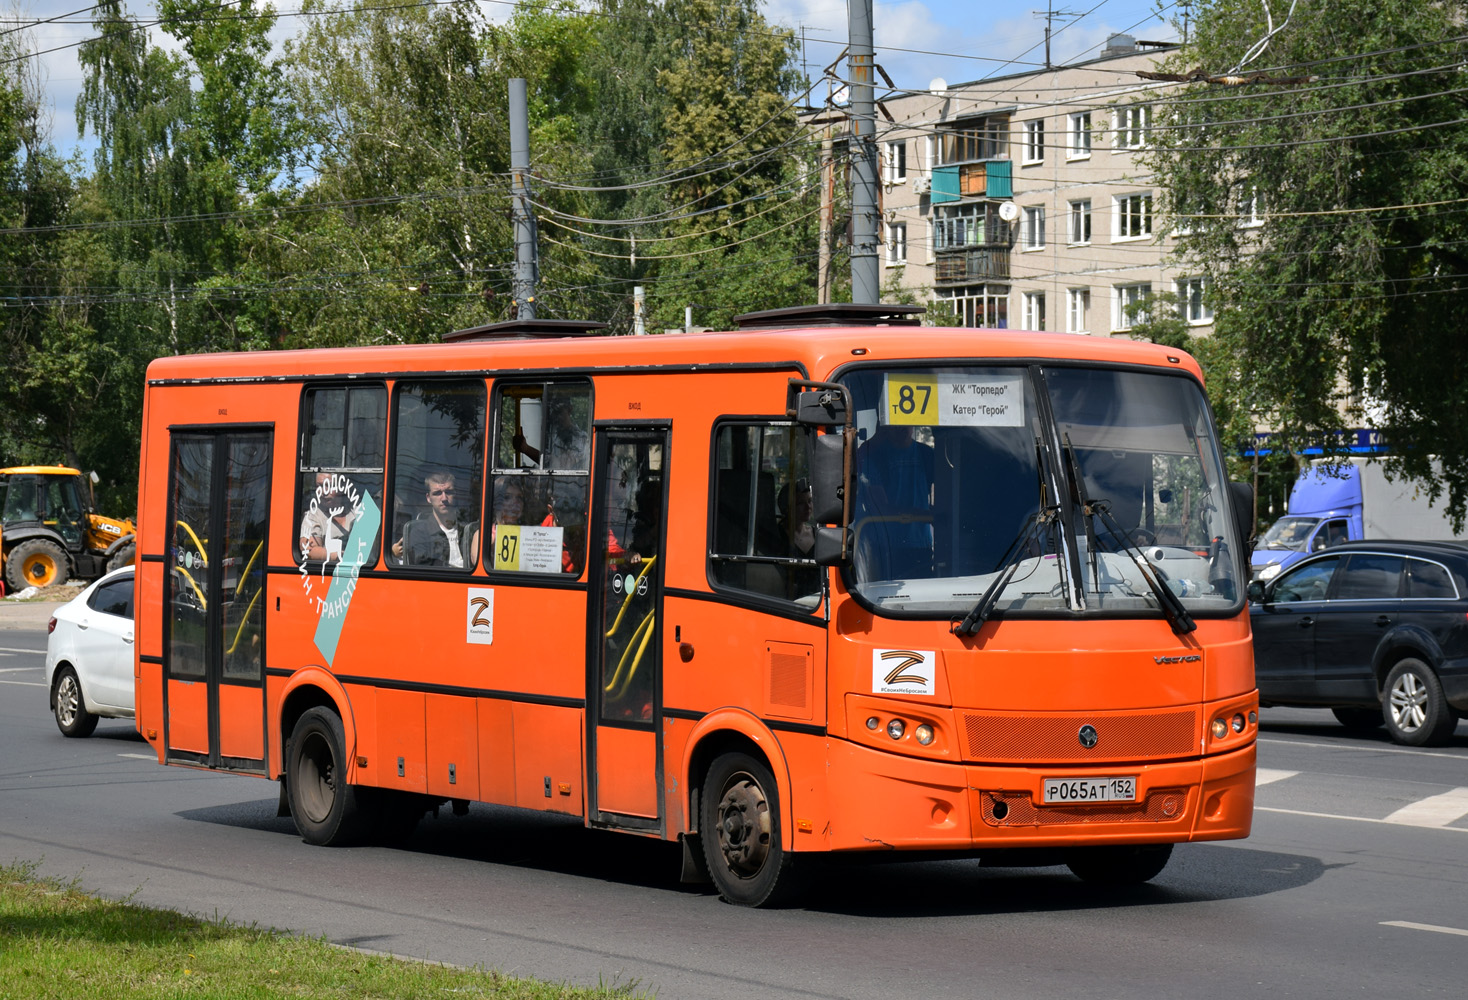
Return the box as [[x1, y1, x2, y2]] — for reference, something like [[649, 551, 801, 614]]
[[3, 621, 1468, 999]]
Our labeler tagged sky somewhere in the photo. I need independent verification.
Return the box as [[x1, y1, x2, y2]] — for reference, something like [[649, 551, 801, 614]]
[[5, 0, 1184, 162]]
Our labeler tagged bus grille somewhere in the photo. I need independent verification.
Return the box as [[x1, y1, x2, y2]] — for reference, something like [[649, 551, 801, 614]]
[[978, 788, 1191, 827], [959, 710, 1197, 763]]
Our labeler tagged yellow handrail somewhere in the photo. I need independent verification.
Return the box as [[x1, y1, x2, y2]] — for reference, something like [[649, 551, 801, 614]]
[[176, 519, 208, 568], [603, 609, 656, 700], [225, 588, 263, 655], [603, 556, 657, 638], [173, 565, 207, 610]]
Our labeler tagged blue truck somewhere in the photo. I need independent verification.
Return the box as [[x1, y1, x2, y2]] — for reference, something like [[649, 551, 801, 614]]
[[1251, 459, 1464, 581]]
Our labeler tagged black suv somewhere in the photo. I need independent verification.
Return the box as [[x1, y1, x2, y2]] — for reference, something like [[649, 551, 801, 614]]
[[1248, 540, 1468, 746]]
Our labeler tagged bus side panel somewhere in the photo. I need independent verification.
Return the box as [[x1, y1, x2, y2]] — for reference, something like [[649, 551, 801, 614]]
[[138, 660, 164, 759], [662, 597, 828, 729], [774, 730, 833, 853], [376, 688, 427, 793], [427, 693, 480, 801], [476, 698, 516, 805], [512, 702, 582, 815]]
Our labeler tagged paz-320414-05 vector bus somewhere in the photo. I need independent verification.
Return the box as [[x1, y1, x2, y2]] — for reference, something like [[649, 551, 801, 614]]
[[131, 303, 1256, 906]]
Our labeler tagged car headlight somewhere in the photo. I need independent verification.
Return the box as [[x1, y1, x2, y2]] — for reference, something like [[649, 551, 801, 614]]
[[1256, 562, 1282, 582]]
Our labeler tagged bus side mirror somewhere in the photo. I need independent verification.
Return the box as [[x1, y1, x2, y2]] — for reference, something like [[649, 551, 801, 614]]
[[812, 525, 851, 566], [792, 387, 848, 426], [811, 432, 847, 525]]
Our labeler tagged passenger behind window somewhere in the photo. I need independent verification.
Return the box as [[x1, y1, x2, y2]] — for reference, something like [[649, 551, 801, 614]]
[[393, 471, 478, 569], [299, 472, 357, 564], [776, 478, 821, 597]]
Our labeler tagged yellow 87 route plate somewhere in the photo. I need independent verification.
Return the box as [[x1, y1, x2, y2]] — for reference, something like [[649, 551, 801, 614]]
[[883, 373, 1025, 427]]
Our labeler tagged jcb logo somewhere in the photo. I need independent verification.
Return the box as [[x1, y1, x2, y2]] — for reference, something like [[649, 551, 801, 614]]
[[872, 648, 936, 696]]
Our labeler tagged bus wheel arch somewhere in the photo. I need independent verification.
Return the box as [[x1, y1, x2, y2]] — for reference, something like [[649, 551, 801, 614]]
[[277, 669, 359, 781], [681, 713, 801, 907]]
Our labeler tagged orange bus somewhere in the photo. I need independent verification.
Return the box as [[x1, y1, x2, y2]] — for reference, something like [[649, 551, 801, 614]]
[[133, 304, 1257, 906]]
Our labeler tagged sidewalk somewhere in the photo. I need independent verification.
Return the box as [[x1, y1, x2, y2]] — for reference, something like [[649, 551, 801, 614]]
[[0, 599, 65, 630]]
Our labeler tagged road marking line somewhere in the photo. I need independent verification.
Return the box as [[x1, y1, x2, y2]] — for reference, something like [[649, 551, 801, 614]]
[[0, 666, 41, 673], [0, 646, 46, 654], [117, 753, 155, 760], [1257, 805, 1468, 831], [1256, 768, 1299, 786], [1259, 736, 1467, 760], [1383, 787, 1468, 827], [0, 678, 44, 687], [1382, 921, 1468, 938]]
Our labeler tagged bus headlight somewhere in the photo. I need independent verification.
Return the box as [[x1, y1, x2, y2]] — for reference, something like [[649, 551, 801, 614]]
[[1211, 717, 1228, 740], [886, 718, 905, 740], [915, 724, 935, 746]]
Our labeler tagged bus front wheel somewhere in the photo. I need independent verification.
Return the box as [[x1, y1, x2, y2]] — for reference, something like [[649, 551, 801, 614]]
[[287, 707, 364, 846], [1066, 843, 1173, 885], [699, 751, 800, 907]]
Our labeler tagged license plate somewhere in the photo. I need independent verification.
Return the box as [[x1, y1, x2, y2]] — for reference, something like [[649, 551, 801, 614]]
[[1042, 776, 1137, 804]]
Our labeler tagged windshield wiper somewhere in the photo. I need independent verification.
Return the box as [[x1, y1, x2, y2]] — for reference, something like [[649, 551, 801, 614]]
[[954, 439, 1060, 637], [1063, 437, 1196, 636]]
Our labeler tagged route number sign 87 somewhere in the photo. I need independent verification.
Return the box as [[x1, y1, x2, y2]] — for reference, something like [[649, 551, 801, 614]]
[[886, 374, 938, 426]]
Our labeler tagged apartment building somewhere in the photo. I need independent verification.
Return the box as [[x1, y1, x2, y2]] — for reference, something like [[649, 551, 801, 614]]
[[867, 35, 1215, 337]]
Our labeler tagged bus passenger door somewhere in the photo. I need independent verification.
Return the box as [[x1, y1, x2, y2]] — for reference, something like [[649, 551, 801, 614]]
[[164, 429, 272, 773], [586, 426, 667, 829]]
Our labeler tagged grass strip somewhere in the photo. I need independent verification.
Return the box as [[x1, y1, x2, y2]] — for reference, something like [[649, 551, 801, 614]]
[[0, 860, 647, 1000]]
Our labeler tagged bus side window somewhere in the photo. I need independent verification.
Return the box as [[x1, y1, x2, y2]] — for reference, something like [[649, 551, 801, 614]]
[[709, 422, 820, 608], [296, 385, 386, 567], [388, 380, 487, 572], [488, 380, 592, 576]]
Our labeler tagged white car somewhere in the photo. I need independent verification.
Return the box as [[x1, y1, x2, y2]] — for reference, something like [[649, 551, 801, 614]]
[[44, 566, 135, 737]]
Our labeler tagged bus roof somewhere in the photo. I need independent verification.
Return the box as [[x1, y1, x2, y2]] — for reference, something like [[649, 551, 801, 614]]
[[143, 326, 1204, 384]]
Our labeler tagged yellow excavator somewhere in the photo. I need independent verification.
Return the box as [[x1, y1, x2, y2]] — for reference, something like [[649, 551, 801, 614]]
[[0, 465, 137, 592]]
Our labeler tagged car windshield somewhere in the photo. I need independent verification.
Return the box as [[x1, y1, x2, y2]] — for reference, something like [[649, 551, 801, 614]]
[[1258, 516, 1320, 551], [843, 365, 1243, 618]]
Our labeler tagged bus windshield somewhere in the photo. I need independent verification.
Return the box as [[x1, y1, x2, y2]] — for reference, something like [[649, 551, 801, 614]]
[[843, 365, 1243, 618]]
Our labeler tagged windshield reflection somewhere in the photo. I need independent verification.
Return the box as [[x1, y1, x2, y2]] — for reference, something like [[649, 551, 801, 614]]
[[843, 365, 1243, 619]]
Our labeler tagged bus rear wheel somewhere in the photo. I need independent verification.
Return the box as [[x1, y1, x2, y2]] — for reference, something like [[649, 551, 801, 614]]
[[1066, 843, 1173, 885], [700, 751, 800, 907], [287, 708, 365, 846]]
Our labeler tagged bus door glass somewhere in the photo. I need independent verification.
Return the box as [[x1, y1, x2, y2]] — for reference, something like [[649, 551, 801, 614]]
[[165, 429, 272, 771], [587, 426, 667, 825]]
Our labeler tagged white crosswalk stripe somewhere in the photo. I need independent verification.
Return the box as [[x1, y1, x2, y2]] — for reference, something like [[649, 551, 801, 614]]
[[1383, 787, 1468, 828]]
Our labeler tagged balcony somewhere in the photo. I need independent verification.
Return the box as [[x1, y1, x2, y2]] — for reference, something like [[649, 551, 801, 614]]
[[934, 248, 1011, 285]]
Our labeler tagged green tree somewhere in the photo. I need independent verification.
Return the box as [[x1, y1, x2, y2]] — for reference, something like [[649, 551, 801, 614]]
[[1144, 0, 1468, 523]]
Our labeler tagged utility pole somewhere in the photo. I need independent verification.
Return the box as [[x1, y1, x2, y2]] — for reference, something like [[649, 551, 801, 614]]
[[818, 128, 833, 304], [847, 0, 880, 304], [509, 78, 538, 320]]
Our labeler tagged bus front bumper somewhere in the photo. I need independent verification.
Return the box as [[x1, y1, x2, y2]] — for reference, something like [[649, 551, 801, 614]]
[[820, 738, 1255, 853]]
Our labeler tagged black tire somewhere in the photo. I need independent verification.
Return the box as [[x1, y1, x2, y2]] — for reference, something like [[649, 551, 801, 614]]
[[1066, 843, 1173, 885], [7, 538, 69, 591], [107, 540, 137, 573], [1382, 658, 1457, 747], [699, 751, 801, 907], [1331, 706, 1385, 733], [286, 707, 366, 845], [52, 666, 98, 738]]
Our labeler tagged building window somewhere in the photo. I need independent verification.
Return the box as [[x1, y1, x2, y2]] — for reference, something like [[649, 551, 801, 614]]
[[936, 284, 1009, 328], [887, 221, 907, 263], [1114, 282, 1152, 331], [1068, 199, 1091, 244], [932, 202, 1003, 250], [1239, 185, 1264, 227], [1067, 112, 1092, 159], [1178, 276, 1214, 324], [1066, 288, 1090, 334], [1115, 104, 1151, 149], [1023, 119, 1045, 164], [939, 115, 1010, 164], [1022, 206, 1045, 250], [1114, 192, 1154, 240], [885, 140, 907, 183], [1022, 291, 1046, 330]]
